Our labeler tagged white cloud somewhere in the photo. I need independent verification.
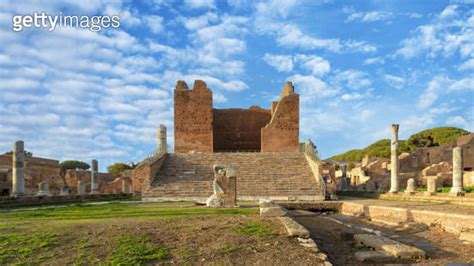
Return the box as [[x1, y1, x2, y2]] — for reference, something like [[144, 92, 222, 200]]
[[395, 5, 473, 59], [263, 53, 294, 72], [383, 74, 405, 90], [447, 116, 473, 131], [333, 70, 372, 90], [144, 15, 164, 34], [183, 0, 215, 9], [363, 56, 385, 65], [417, 75, 473, 109], [295, 55, 331, 76], [289, 74, 338, 101], [277, 24, 342, 52], [459, 58, 474, 71], [347, 11, 393, 23]]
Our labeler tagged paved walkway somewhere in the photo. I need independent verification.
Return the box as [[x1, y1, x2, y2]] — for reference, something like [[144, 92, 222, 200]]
[[341, 197, 474, 215]]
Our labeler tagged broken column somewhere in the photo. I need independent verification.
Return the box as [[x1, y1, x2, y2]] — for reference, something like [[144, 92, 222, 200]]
[[405, 178, 416, 195], [389, 124, 399, 194], [11, 140, 25, 197], [60, 185, 69, 196], [341, 165, 349, 191], [37, 181, 52, 196], [450, 147, 465, 196], [206, 165, 237, 207], [77, 180, 85, 195], [157, 124, 167, 154], [90, 159, 99, 194], [425, 176, 437, 196]]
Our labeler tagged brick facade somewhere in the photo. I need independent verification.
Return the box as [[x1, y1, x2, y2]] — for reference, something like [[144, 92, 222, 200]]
[[174, 80, 300, 153]]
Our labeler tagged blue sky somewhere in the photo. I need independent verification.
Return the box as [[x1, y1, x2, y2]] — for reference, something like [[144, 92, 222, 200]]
[[0, 0, 473, 171]]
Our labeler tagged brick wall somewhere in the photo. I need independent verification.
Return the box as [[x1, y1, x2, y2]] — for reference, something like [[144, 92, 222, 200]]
[[261, 85, 299, 152], [213, 107, 271, 152], [174, 80, 213, 153]]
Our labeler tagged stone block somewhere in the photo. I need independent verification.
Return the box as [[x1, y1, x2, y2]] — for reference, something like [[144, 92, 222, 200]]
[[260, 206, 287, 217], [355, 251, 394, 263], [459, 231, 474, 242], [279, 217, 310, 238], [354, 234, 425, 259]]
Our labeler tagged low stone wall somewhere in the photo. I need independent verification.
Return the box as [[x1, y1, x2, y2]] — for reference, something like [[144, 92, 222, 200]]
[[0, 194, 134, 208], [280, 201, 342, 212], [341, 201, 474, 234]]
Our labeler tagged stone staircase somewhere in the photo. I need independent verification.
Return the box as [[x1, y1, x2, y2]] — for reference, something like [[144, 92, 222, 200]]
[[143, 152, 324, 202]]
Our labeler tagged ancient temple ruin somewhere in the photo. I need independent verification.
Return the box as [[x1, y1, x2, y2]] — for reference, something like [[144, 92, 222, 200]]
[[174, 80, 299, 153], [133, 80, 327, 202]]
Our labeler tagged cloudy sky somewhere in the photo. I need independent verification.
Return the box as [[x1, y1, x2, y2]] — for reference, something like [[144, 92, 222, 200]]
[[0, 0, 473, 170]]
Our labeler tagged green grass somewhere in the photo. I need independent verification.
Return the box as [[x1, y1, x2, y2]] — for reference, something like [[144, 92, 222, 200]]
[[230, 221, 274, 239], [0, 202, 258, 221], [0, 231, 58, 263], [217, 243, 241, 255], [108, 236, 168, 264]]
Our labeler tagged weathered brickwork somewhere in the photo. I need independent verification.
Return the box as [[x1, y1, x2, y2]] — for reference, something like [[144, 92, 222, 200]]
[[261, 83, 299, 152], [213, 107, 271, 152], [174, 80, 300, 153], [174, 80, 213, 153]]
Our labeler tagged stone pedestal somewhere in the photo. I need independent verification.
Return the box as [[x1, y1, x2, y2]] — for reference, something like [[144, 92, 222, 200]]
[[11, 140, 25, 197], [425, 176, 437, 196], [77, 180, 85, 195], [405, 178, 416, 195], [450, 147, 465, 196], [37, 181, 52, 196], [60, 185, 69, 196], [389, 124, 399, 194], [90, 159, 99, 194], [206, 165, 237, 207]]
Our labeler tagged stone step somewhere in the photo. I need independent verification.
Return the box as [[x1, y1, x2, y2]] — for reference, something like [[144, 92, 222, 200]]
[[354, 234, 426, 259]]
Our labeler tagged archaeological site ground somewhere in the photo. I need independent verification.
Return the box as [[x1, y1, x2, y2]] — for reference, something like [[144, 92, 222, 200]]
[[1, 1, 473, 266]]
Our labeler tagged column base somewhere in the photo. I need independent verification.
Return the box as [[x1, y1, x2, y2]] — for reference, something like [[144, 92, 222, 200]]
[[424, 192, 436, 196], [404, 191, 416, 195], [388, 191, 398, 195], [449, 191, 465, 197]]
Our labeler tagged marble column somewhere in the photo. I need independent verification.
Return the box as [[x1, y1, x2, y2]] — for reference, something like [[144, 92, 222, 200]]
[[11, 140, 25, 197], [389, 124, 400, 193], [425, 176, 437, 196], [90, 159, 99, 194], [157, 124, 167, 154], [77, 180, 85, 195], [450, 147, 465, 196]]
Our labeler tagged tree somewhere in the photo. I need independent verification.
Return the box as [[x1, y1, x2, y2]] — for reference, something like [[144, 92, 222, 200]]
[[107, 162, 134, 177], [60, 160, 90, 170]]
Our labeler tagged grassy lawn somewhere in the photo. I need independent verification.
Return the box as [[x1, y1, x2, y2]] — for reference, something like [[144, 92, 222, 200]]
[[0, 202, 321, 265]]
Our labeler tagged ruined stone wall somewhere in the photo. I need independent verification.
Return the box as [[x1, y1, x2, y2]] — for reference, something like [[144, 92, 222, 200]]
[[132, 155, 166, 195], [65, 170, 110, 194], [174, 80, 213, 153], [213, 107, 271, 152], [261, 83, 299, 152]]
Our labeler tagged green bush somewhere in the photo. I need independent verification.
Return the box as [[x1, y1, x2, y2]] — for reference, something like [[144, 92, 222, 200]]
[[107, 162, 134, 177]]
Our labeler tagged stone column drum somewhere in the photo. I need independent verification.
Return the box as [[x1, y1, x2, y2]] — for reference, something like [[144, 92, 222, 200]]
[[450, 147, 465, 196], [389, 124, 400, 194], [11, 140, 25, 197], [90, 159, 99, 194], [405, 178, 416, 195], [425, 176, 437, 196], [157, 124, 167, 154], [77, 180, 85, 195]]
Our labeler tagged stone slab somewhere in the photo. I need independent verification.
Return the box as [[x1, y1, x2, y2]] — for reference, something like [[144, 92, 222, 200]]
[[260, 206, 287, 217], [355, 251, 394, 263], [354, 234, 425, 259], [279, 216, 310, 238], [459, 231, 474, 242]]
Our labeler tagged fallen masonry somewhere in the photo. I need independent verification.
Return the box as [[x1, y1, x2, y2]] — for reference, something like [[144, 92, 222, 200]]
[[354, 233, 426, 259]]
